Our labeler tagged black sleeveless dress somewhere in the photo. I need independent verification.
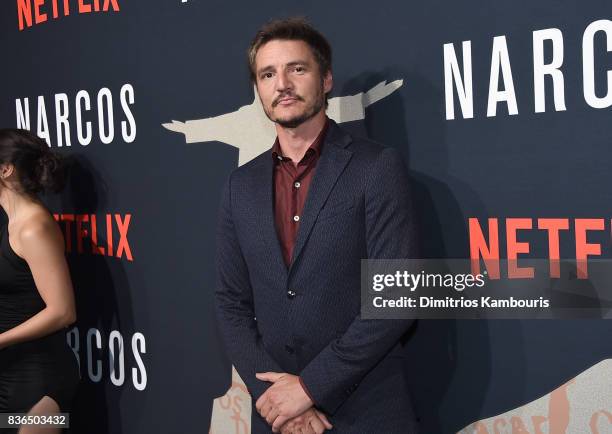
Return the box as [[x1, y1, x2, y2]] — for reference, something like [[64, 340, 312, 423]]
[[0, 223, 80, 416]]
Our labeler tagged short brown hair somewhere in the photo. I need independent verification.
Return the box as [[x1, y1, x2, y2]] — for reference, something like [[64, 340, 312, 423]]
[[247, 17, 332, 82]]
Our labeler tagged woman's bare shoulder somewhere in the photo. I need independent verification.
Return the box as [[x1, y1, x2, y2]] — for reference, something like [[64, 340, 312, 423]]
[[15, 207, 63, 252]]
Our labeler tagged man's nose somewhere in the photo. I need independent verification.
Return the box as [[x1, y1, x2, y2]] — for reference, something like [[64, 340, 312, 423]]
[[275, 70, 292, 92]]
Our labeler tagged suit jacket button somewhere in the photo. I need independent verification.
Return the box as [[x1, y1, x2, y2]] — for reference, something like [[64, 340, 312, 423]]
[[287, 290, 296, 299], [285, 345, 295, 354]]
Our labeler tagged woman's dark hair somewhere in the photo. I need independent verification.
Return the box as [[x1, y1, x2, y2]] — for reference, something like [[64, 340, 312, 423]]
[[0, 128, 65, 195]]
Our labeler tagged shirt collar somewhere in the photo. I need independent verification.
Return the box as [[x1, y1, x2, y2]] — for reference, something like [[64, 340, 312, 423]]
[[271, 118, 329, 163]]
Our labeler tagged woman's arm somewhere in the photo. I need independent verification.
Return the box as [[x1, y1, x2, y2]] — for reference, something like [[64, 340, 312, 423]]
[[0, 217, 76, 349]]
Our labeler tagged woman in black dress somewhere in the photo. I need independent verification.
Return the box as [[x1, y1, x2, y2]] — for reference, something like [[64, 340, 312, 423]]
[[0, 129, 79, 434]]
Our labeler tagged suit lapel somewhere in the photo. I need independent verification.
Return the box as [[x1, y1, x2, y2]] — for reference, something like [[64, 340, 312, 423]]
[[252, 154, 290, 276], [289, 122, 353, 271]]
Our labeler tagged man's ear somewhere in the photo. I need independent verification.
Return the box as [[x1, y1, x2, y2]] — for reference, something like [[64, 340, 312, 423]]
[[323, 70, 333, 94]]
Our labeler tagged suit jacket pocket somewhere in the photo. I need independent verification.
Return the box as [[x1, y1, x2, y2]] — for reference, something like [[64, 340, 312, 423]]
[[317, 199, 355, 221]]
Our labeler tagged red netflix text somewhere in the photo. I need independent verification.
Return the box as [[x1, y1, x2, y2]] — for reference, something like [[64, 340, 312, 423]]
[[17, 0, 120, 31], [469, 217, 610, 279], [53, 213, 133, 261]]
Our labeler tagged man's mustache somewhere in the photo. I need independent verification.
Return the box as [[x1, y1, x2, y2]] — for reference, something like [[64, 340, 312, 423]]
[[272, 93, 305, 107]]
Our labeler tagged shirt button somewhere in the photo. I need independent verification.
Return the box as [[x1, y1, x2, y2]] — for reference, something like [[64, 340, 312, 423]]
[[293, 215, 300, 222], [294, 181, 301, 188], [285, 345, 295, 354], [287, 290, 296, 299]]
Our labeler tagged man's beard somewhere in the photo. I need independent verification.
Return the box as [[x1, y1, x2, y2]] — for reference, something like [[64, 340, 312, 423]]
[[264, 87, 326, 129]]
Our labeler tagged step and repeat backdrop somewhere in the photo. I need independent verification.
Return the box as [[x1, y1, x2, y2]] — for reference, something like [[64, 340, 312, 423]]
[[1, 1, 611, 433]]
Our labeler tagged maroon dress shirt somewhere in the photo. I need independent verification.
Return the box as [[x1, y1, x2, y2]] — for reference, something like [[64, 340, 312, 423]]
[[271, 120, 329, 267]]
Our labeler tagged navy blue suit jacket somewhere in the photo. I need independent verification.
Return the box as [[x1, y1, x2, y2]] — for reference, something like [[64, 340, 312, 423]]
[[215, 120, 419, 433]]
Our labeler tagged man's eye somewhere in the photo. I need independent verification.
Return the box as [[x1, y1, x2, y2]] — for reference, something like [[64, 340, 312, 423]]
[[294, 66, 305, 73], [261, 72, 273, 79]]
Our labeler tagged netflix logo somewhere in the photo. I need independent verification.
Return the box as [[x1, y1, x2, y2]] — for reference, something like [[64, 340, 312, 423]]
[[17, 0, 120, 31], [469, 217, 610, 279], [53, 213, 133, 261]]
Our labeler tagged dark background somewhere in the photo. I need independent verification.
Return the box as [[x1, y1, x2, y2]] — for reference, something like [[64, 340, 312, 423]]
[[1, 1, 611, 433]]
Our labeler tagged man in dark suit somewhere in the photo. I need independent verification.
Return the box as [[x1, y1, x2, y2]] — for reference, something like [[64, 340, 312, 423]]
[[215, 18, 419, 434]]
